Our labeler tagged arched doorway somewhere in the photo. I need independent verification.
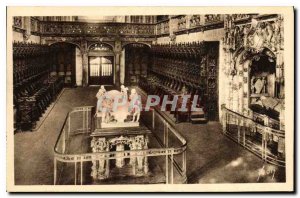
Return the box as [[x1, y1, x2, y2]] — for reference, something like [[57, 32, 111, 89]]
[[49, 42, 81, 87], [88, 43, 114, 85], [123, 43, 151, 86]]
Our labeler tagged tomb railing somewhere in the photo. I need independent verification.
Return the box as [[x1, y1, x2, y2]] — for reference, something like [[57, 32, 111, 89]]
[[54, 105, 187, 185], [221, 105, 285, 167]]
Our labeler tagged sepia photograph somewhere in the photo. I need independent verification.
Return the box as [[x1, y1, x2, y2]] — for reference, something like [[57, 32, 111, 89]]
[[6, 6, 294, 192]]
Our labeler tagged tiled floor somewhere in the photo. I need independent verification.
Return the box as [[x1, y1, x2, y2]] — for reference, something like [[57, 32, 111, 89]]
[[14, 87, 285, 185]]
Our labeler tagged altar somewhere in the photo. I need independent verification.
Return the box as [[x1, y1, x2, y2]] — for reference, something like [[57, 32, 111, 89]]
[[90, 85, 149, 181]]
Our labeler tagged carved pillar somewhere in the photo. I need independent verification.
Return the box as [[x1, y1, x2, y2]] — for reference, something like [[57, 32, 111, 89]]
[[238, 60, 244, 115], [115, 143, 125, 168], [80, 40, 89, 86], [143, 136, 149, 174], [23, 17, 31, 41], [105, 144, 110, 178], [135, 135, 145, 175], [129, 137, 137, 175], [90, 137, 109, 180], [114, 40, 122, 87]]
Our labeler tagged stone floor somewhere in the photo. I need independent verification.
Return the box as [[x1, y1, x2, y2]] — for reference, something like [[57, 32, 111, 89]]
[[14, 87, 285, 185]]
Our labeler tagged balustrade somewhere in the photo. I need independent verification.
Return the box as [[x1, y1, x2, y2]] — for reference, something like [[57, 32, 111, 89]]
[[221, 105, 285, 167], [190, 15, 202, 28], [54, 106, 187, 185], [156, 20, 170, 35], [204, 14, 224, 24], [40, 21, 155, 36], [177, 16, 187, 31]]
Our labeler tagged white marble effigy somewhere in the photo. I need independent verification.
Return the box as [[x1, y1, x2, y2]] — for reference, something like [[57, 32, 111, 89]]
[[95, 85, 141, 129]]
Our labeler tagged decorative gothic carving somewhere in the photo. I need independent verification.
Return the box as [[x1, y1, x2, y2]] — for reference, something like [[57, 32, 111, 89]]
[[13, 17, 22, 28], [222, 14, 284, 130], [90, 134, 149, 180], [205, 14, 223, 24], [223, 15, 284, 53], [40, 21, 155, 36], [156, 20, 170, 35]]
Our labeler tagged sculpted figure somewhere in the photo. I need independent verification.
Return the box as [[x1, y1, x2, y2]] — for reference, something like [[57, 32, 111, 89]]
[[96, 85, 106, 113], [120, 85, 129, 101], [129, 88, 141, 122], [261, 76, 267, 94], [251, 77, 256, 94], [101, 97, 113, 123]]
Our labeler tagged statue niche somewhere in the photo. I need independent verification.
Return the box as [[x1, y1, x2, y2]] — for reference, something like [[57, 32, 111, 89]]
[[249, 52, 281, 119]]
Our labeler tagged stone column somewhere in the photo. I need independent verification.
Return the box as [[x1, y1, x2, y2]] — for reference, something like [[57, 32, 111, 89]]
[[105, 145, 110, 178], [80, 40, 89, 87], [23, 17, 31, 41], [136, 135, 145, 176], [143, 136, 149, 174], [120, 49, 126, 85], [129, 137, 137, 175], [114, 40, 122, 87]]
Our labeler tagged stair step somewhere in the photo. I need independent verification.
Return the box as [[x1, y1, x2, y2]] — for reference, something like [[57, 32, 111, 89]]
[[110, 165, 133, 177], [191, 111, 205, 115], [165, 111, 176, 120], [191, 114, 205, 118], [191, 117, 208, 124]]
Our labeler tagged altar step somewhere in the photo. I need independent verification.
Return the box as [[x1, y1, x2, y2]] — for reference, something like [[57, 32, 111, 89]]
[[190, 108, 208, 124], [164, 111, 177, 122], [109, 164, 135, 177], [161, 110, 208, 124]]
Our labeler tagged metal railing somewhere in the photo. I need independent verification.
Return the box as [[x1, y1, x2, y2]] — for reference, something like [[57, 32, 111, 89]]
[[221, 105, 285, 167], [54, 106, 187, 185]]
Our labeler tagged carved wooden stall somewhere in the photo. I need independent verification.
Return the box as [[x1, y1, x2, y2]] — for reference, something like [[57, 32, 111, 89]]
[[139, 41, 219, 123], [124, 43, 151, 86], [13, 42, 64, 131]]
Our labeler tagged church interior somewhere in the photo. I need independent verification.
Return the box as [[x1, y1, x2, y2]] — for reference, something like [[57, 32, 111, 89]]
[[12, 14, 286, 185]]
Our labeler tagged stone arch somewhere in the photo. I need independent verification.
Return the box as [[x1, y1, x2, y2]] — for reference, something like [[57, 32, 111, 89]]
[[49, 41, 82, 51], [121, 42, 151, 49], [109, 136, 132, 148], [49, 41, 83, 87], [122, 42, 151, 86], [87, 42, 114, 51], [234, 47, 276, 71]]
